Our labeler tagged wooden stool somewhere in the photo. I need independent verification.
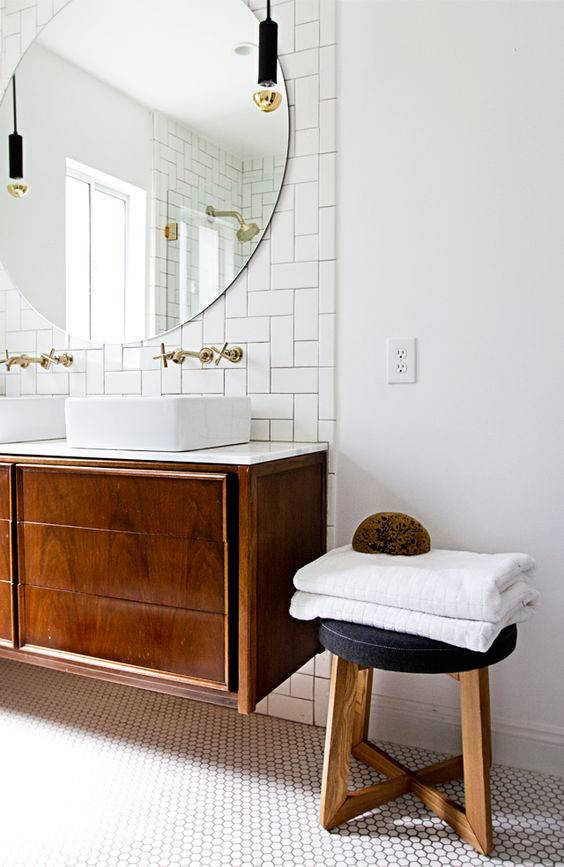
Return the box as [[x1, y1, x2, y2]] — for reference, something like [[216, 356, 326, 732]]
[[318, 621, 517, 855]]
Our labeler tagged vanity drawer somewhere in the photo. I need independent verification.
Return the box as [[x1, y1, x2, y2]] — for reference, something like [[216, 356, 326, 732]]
[[19, 524, 226, 613], [20, 587, 226, 684], [0, 520, 11, 582], [0, 582, 12, 642], [0, 465, 11, 520], [17, 465, 227, 542]]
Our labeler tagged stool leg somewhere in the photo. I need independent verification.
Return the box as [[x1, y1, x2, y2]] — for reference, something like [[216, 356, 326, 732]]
[[320, 655, 359, 829], [460, 668, 493, 854], [352, 667, 373, 749]]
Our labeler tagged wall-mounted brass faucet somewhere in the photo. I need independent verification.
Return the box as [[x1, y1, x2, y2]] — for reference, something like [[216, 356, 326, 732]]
[[153, 343, 243, 369], [1, 348, 73, 372]]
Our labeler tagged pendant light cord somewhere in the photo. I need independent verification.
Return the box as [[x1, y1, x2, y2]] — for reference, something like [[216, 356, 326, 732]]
[[266, 0, 271, 20], [12, 75, 18, 134]]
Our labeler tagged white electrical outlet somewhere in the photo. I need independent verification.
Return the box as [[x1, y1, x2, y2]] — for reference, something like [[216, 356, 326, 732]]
[[387, 338, 417, 384]]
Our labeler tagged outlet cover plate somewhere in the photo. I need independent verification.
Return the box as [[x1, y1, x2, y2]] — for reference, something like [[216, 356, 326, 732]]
[[387, 338, 417, 384]]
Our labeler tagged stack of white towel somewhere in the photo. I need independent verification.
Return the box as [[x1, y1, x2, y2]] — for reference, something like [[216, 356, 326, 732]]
[[290, 546, 539, 652]]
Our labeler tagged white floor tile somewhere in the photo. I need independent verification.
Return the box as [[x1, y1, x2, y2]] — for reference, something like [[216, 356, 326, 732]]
[[0, 660, 561, 867]]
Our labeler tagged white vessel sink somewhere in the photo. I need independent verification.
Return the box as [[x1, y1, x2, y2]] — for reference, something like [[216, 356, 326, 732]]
[[0, 397, 67, 443], [65, 395, 252, 452]]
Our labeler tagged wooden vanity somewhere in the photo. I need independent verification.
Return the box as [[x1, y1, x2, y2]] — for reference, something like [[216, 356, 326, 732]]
[[0, 442, 327, 714]]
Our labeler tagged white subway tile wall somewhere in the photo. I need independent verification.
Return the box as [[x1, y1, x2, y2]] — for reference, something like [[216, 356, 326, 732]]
[[0, 0, 337, 726], [152, 111, 246, 333]]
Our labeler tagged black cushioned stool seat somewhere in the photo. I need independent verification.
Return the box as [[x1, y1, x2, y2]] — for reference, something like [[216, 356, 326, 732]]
[[319, 621, 517, 674]]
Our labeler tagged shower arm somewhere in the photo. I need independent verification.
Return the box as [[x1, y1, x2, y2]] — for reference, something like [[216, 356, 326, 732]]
[[205, 206, 245, 228]]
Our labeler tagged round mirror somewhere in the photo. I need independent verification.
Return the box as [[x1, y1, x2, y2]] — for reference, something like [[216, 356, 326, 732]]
[[0, 0, 288, 344]]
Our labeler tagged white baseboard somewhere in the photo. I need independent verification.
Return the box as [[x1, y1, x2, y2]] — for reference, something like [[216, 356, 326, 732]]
[[367, 692, 564, 776]]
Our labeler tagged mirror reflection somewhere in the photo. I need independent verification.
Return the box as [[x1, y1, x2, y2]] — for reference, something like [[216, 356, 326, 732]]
[[0, 0, 288, 344]]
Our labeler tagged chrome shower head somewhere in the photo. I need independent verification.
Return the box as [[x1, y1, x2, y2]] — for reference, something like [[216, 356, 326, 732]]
[[206, 205, 260, 244]]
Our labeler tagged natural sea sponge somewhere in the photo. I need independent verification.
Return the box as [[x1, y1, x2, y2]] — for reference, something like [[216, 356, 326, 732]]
[[353, 512, 431, 556]]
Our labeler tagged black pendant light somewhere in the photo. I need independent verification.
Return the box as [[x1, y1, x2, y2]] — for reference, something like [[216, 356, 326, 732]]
[[253, 1, 282, 113], [7, 75, 28, 198]]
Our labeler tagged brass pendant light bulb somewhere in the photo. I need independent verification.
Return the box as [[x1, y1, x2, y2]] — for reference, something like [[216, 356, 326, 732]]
[[252, 89, 283, 113], [7, 182, 29, 198]]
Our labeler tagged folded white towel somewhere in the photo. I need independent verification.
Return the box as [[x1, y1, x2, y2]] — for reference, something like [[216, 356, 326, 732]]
[[293, 545, 536, 623], [290, 582, 539, 652]]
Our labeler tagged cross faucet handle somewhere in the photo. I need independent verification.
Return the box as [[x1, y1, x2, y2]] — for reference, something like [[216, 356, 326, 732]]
[[211, 344, 244, 365], [40, 348, 57, 370], [213, 343, 229, 367], [153, 343, 171, 368]]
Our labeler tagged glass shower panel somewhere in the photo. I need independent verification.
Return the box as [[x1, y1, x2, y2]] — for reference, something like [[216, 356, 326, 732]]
[[163, 192, 245, 332]]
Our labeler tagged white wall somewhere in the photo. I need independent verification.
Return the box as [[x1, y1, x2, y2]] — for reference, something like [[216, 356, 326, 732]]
[[338, 0, 564, 772], [0, 42, 153, 328]]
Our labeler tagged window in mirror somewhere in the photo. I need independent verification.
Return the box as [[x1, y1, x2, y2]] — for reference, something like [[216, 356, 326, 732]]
[[65, 159, 147, 343]]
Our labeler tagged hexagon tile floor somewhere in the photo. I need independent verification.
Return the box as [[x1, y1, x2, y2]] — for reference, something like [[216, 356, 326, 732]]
[[0, 660, 562, 867]]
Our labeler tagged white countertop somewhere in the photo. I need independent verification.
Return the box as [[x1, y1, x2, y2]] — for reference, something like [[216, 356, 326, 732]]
[[0, 439, 328, 466]]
